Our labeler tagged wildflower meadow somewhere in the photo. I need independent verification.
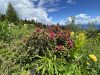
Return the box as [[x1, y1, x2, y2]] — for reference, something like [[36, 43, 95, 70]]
[[0, 1, 100, 75]]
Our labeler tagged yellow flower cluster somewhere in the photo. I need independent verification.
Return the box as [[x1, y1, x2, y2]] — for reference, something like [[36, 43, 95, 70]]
[[89, 54, 97, 62], [77, 33, 86, 41], [75, 32, 86, 48], [70, 31, 74, 38], [21, 70, 30, 75]]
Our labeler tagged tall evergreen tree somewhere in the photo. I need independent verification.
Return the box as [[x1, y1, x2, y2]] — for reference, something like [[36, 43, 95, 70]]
[[6, 2, 19, 23], [0, 14, 6, 21]]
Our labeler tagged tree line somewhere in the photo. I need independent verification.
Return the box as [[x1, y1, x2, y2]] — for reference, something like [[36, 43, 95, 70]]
[[0, 2, 47, 28]]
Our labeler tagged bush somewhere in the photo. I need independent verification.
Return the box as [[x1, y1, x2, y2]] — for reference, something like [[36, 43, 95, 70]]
[[0, 22, 99, 75], [19, 26, 99, 75]]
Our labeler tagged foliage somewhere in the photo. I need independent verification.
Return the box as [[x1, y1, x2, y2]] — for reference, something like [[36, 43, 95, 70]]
[[20, 25, 100, 75], [0, 22, 100, 75], [66, 16, 81, 32], [6, 2, 19, 24], [0, 21, 13, 42], [0, 14, 6, 21]]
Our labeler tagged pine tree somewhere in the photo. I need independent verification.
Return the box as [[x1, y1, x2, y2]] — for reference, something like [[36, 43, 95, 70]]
[[0, 14, 6, 21], [6, 2, 19, 23]]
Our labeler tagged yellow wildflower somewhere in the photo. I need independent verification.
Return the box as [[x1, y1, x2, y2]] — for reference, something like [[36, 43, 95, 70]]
[[70, 31, 74, 37], [89, 54, 97, 62], [78, 33, 86, 41], [75, 32, 86, 48]]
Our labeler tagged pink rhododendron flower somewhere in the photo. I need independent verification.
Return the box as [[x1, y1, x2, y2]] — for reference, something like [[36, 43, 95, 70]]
[[49, 32, 56, 39], [56, 45, 64, 50], [58, 32, 63, 37], [36, 27, 41, 32], [67, 39, 73, 48]]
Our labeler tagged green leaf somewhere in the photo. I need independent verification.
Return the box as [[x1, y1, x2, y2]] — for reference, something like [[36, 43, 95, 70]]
[[36, 65, 44, 73], [54, 64, 58, 75], [42, 66, 46, 75], [49, 62, 54, 75]]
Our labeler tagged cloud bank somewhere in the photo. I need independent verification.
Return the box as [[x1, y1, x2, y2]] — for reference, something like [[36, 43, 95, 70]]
[[67, 13, 100, 24], [0, 0, 99, 25], [0, 0, 67, 24], [0, 0, 53, 24]]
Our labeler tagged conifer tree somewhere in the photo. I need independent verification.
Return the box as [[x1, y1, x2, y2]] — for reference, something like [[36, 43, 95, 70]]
[[6, 2, 19, 23], [0, 14, 6, 21]]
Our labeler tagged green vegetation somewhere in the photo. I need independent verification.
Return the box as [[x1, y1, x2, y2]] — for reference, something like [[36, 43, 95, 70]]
[[0, 21, 100, 75], [6, 2, 19, 24], [0, 2, 100, 75]]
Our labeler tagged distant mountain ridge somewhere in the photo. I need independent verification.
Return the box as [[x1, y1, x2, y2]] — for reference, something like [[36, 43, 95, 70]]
[[81, 25, 100, 30]]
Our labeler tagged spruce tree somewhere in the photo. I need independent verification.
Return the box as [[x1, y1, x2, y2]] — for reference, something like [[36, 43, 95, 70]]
[[6, 2, 19, 23], [0, 14, 6, 21]]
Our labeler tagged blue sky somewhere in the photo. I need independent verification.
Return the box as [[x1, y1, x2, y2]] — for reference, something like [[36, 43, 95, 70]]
[[47, 0, 100, 24], [0, 0, 100, 24]]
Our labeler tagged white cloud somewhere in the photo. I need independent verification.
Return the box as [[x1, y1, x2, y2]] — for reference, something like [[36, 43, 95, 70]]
[[47, 6, 67, 12], [37, 0, 64, 13], [0, 0, 52, 24], [66, 14, 100, 24], [75, 14, 90, 19], [59, 19, 66, 25], [47, 8, 57, 12], [75, 14, 100, 24], [67, 17, 72, 24], [91, 16, 100, 24], [38, 0, 59, 7], [0, 0, 66, 24], [75, 14, 91, 24], [67, 0, 75, 4]]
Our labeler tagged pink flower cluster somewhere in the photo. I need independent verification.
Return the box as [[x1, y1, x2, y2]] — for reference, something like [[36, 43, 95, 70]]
[[49, 32, 56, 39], [35, 26, 74, 51]]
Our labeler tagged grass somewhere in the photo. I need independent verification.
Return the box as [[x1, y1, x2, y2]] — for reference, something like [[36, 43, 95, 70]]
[[0, 21, 100, 75]]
